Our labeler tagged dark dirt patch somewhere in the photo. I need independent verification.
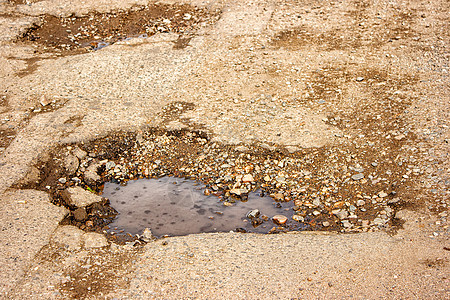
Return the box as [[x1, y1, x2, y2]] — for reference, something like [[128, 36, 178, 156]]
[[0, 127, 16, 149], [271, 2, 419, 51], [56, 247, 137, 299], [422, 258, 447, 269], [18, 3, 221, 55]]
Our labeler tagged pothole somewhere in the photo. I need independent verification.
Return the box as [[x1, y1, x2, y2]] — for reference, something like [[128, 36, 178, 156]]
[[17, 3, 221, 55], [15, 121, 426, 244]]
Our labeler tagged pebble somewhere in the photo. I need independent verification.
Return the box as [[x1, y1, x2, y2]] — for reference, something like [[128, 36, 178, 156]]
[[356, 77, 364, 82], [272, 193, 284, 201], [73, 207, 87, 221], [140, 228, 155, 242], [242, 174, 254, 183], [292, 215, 304, 222], [333, 209, 349, 219], [356, 200, 365, 207], [312, 198, 321, 207], [351, 173, 364, 180], [373, 217, 385, 225], [341, 220, 352, 228], [378, 191, 388, 198], [272, 215, 288, 225], [230, 188, 248, 196], [246, 209, 260, 219], [322, 221, 330, 227]]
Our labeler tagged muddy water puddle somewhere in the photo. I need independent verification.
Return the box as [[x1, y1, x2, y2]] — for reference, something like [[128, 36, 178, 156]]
[[103, 177, 301, 237]]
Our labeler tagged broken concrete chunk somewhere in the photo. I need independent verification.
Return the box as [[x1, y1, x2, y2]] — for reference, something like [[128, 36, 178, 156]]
[[82, 232, 109, 249], [52, 225, 84, 251], [63, 153, 79, 175], [62, 186, 103, 208], [84, 162, 101, 185], [72, 147, 87, 160], [16, 166, 40, 186]]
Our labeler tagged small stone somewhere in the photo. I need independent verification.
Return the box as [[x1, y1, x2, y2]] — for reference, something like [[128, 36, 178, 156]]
[[230, 188, 248, 196], [351, 173, 364, 180], [388, 197, 400, 204], [356, 77, 364, 82], [242, 174, 254, 183], [394, 134, 406, 140], [373, 217, 385, 225], [272, 193, 284, 201], [246, 209, 260, 219], [313, 210, 321, 216], [82, 232, 108, 248], [378, 191, 388, 198], [272, 215, 288, 225], [356, 200, 365, 207], [341, 220, 352, 228], [84, 162, 101, 185], [58, 177, 67, 184], [371, 162, 378, 167], [73, 207, 87, 221], [322, 221, 330, 227], [72, 147, 87, 160], [264, 175, 271, 182], [276, 176, 286, 184], [63, 154, 79, 175], [141, 228, 155, 242], [235, 146, 249, 152], [105, 161, 116, 170], [292, 215, 304, 222], [312, 198, 321, 207], [40, 94, 52, 106], [333, 209, 348, 219]]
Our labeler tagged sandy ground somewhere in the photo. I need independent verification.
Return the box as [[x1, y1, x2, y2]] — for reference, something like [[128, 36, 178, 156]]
[[0, 0, 448, 298]]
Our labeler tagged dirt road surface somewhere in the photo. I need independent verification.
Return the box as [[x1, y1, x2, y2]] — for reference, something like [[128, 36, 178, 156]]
[[0, 0, 448, 298]]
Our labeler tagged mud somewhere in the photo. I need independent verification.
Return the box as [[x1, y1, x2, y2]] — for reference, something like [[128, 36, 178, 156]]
[[18, 3, 221, 55]]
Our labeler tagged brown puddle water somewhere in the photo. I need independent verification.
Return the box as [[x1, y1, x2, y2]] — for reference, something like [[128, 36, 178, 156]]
[[102, 177, 303, 237]]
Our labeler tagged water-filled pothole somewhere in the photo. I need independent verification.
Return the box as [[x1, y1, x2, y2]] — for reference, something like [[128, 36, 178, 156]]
[[103, 176, 303, 237]]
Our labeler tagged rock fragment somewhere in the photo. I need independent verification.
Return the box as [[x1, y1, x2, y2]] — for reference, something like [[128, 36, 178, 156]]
[[62, 186, 103, 208], [272, 215, 288, 225], [246, 209, 260, 219], [351, 173, 364, 181], [73, 207, 87, 221]]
